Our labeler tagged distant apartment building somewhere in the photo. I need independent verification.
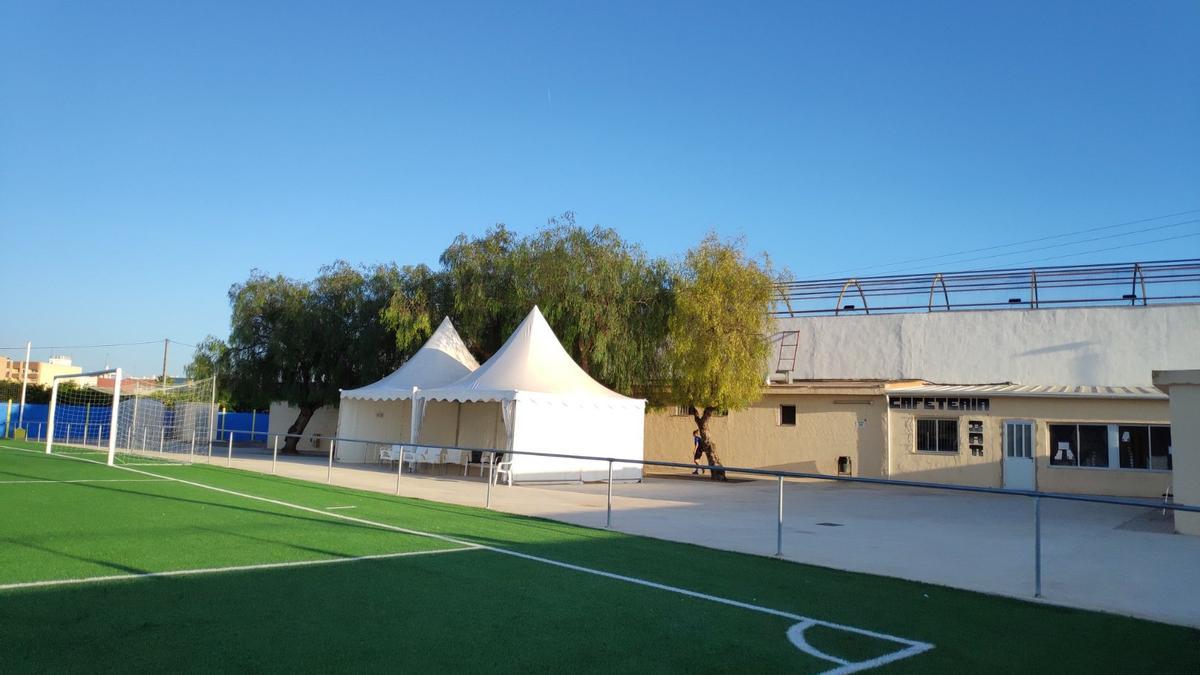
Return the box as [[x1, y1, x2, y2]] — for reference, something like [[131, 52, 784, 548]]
[[0, 355, 90, 387]]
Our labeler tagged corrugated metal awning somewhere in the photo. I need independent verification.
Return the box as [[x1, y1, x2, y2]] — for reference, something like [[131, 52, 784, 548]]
[[886, 383, 1166, 400]]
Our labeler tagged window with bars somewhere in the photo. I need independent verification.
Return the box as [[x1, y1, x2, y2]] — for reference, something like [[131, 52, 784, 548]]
[[916, 418, 958, 453]]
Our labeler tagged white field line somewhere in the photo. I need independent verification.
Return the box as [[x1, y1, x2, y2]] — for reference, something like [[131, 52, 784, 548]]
[[0, 479, 168, 485], [0, 444, 933, 672], [0, 547, 479, 592], [325, 506, 356, 510]]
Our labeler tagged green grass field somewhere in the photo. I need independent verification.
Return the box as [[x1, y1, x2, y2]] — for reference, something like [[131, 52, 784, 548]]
[[0, 439, 1196, 673]]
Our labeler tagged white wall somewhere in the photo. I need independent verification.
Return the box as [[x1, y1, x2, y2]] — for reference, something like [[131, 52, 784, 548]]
[[772, 304, 1200, 386], [268, 402, 339, 452]]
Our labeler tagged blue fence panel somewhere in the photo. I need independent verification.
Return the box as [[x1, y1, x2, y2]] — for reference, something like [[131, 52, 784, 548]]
[[216, 411, 268, 443], [1, 403, 49, 438]]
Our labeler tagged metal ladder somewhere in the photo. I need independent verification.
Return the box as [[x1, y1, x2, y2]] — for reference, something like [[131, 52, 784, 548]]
[[775, 331, 799, 380]]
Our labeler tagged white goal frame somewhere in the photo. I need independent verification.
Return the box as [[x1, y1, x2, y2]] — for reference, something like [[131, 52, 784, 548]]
[[46, 368, 122, 466]]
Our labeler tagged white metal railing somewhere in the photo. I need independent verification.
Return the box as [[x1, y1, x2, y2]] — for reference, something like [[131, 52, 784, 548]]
[[46, 425, 1200, 601]]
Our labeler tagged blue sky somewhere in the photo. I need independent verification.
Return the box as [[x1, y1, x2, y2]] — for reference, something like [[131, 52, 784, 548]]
[[2, 1, 1197, 375]]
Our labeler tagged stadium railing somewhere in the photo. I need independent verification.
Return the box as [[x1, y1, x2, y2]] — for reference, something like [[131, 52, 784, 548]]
[[183, 427, 1200, 603]]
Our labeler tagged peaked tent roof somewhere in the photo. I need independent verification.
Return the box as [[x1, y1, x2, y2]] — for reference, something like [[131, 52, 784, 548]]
[[418, 306, 644, 409], [340, 317, 479, 401]]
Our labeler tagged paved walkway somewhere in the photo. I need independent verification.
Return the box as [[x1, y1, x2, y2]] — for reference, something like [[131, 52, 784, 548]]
[[208, 448, 1199, 627]]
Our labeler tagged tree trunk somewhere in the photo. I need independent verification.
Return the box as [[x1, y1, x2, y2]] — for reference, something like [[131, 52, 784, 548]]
[[691, 406, 727, 481], [281, 405, 316, 454]]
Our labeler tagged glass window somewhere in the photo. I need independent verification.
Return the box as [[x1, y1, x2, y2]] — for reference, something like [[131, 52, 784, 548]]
[[1078, 425, 1109, 468], [1049, 424, 1077, 466], [916, 418, 957, 452], [1150, 426, 1172, 470], [780, 405, 796, 426], [1119, 426, 1150, 469]]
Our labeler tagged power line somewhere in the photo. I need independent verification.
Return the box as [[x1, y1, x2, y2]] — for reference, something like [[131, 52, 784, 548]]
[[0, 338, 200, 351], [799, 207, 1200, 280], [1006, 231, 1200, 267], [870, 218, 1200, 275], [0, 340, 163, 351]]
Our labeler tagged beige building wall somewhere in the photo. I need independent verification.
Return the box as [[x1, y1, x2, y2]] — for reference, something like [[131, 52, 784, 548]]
[[645, 393, 887, 476], [0, 356, 84, 386], [888, 396, 1171, 497], [646, 387, 1173, 497]]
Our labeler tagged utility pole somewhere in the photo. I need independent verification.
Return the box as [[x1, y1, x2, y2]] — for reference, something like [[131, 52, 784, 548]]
[[161, 338, 169, 388], [17, 341, 30, 429]]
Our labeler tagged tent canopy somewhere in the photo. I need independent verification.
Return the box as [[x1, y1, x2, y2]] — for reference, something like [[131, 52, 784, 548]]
[[419, 306, 642, 409], [340, 317, 479, 402]]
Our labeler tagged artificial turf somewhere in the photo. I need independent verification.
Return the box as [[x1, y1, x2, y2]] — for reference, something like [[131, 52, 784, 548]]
[[0, 440, 1196, 673]]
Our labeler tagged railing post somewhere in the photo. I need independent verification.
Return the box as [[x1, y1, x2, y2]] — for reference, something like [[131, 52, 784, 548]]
[[66, 423, 71, 443], [189, 429, 196, 464], [227, 433, 234, 468], [1034, 495, 1043, 598], [271, 435, 278, 474], [142, 427, 147, 453], [486, 450, 495, 509], [327, 439, 335, 484], [159, 427, 165, 454], [395, 446, 404, 495], [606, 459, 614, 528], [776, 475, 784, 558]]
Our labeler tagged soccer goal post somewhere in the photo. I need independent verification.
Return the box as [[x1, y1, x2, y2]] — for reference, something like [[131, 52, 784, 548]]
[[45, 370, 218, 467], [46, 368, 122, 465]]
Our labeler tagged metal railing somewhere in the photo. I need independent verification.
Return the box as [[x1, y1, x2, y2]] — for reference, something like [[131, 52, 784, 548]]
[[773, 259, 1200, 316], [149, 428, 1200, 602]]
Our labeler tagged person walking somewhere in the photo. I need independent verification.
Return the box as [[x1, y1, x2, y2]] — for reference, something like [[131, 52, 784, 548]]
[[691, 430, 705, 475]]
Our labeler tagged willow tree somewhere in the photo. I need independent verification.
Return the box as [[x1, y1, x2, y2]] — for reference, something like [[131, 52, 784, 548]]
[[667, 234, 775, 480], [439, 225, 524, 359], [200, 262, 403, 454], [380, 263, 451, 357], [517, 213, 674, 397]]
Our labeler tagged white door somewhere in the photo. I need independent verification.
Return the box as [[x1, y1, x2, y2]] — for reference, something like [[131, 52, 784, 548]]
[[1003, 420, 1036, 490]]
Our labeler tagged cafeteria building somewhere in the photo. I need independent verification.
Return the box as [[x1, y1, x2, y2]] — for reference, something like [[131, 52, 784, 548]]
[[644, 262, 1199, 499]]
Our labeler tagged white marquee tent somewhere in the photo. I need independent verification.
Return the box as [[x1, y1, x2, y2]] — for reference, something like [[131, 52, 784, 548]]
[[414, 306, 646, 483], [335, 317, 479, 463]]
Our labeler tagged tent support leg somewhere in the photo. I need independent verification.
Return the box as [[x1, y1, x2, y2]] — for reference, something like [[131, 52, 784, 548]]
[[606, 460, 613, 528]]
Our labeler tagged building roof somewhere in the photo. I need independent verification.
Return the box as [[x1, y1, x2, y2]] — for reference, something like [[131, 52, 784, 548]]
[[887, 383, 1167, 400]]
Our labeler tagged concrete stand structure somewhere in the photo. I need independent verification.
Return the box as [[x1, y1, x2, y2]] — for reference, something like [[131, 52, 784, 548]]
[[1153, 370, 1200, 535]]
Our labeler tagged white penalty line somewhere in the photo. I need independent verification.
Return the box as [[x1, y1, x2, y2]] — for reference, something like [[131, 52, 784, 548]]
[[0, 478, 168, 485], [0, 443, 932, 673], [0, 547, 479, 592]]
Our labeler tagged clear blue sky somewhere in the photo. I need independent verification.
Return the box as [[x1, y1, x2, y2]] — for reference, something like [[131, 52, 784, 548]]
[[2, 1, 1197, 375]]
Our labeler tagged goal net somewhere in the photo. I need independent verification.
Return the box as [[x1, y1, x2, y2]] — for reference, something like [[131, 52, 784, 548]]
[[46, 368, 217, 466]]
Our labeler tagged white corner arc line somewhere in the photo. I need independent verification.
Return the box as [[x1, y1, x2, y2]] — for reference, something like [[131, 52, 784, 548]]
[[0, 547, 479, 592], [0, 444, 934, 672]]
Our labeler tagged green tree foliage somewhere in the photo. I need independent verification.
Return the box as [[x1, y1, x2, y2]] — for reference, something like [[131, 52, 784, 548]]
[[438, 225, 524, 359], [197, 262, 403, 453], [380, 264, 451, 358], [0, 380, 51, 405], [668, 233, 777, 479], [516, 213, 674, 398]]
